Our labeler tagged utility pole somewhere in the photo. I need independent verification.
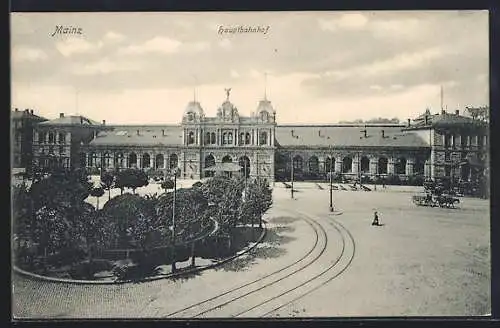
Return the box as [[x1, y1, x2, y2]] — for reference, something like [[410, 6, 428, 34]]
[[329, 147, 334, 212], [171, 168, 177, 273]]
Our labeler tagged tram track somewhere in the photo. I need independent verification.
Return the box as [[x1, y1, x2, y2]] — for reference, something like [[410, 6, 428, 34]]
[[162, 207, 327, 318]]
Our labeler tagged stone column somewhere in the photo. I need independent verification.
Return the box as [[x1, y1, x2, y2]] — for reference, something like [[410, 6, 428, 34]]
[[388, 157, 395, 174], [405, 158, 414, 176], [334, 156, 342, 173], [352, 154, 359, 175], [137, 153, 142, 169], [369, 157, 378, 176]]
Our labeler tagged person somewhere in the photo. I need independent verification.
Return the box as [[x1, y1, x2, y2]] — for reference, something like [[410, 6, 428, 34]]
[[372, 211, 380, 226]]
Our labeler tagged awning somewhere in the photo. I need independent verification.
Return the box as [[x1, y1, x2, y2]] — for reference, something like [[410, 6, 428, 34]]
[[204, 163, 242, 172]]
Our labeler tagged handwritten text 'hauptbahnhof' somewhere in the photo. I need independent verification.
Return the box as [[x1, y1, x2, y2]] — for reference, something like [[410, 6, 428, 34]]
[[218, 25, 270, 35]]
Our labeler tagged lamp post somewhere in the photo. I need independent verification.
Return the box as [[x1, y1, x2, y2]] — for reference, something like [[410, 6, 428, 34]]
[[164, 166, 179, 273], [327, 145, 334, 212]]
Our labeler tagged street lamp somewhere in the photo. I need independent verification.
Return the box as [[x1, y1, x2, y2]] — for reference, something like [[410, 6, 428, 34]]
[[164, 166, 180, 273], [329, 146, 334, 212]]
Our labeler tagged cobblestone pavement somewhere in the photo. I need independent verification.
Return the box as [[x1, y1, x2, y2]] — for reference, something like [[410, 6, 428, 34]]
[[12, 183, 490, 318]]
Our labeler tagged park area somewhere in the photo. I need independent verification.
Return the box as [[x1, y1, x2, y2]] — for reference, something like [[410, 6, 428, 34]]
[[12, 174, 490, 318]]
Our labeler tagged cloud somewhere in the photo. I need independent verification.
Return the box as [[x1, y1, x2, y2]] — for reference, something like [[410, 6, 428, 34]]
[[12, 46, 48, 63], [318, 13, 369, 31], [103, 31, 125, 43], [119, 37, 209, 55], [56, 38, 103, 57], [184, 41, 210, 52], [218, 38, 232, 50], [120, 36, 181, 54], [72, 58, 141, 75], [230, 69, 240, 78]]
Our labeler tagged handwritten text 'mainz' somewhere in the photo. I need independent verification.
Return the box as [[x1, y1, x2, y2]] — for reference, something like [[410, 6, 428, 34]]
[[51, 25, 83, 37]]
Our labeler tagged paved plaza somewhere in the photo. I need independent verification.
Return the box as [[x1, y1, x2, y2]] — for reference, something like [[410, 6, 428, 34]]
[[12, 182, 491, 318]]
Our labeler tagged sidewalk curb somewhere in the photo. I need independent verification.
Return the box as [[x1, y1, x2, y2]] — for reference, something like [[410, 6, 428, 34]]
[[13, 221, 267, 285]]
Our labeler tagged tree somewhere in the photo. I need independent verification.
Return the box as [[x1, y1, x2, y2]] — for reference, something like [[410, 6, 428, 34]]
[[71, 203, 113, 275], [160, 179, 175, 191], [199, 176, 244, 249], [101, 171, 115, 201], [115, 169, 149, 194], [90, 186, 105, 210], [156, 187, 208, 268]]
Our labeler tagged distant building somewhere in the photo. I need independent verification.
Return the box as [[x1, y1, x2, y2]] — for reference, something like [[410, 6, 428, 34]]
[[32, 113, 107, 171], [11, 108, 47, 175], [17, 92, 489, 195]]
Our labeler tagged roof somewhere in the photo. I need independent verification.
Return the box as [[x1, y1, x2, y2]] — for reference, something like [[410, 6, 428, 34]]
[[275, 125, 429, 148], [39, 115, 100, 126], [11, 110, 47, 121], [407, 112, 486, 130], [89, 126, 183, 146]]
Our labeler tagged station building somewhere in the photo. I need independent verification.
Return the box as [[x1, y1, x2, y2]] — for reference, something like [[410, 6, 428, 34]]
[[18, 92, 488, 188]]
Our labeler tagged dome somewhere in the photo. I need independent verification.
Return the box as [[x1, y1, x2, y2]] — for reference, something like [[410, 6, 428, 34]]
[[256, 99, 274, 115], [184, 101, 204, 117]]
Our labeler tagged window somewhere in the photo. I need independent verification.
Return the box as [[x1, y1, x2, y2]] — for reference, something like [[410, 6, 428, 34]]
[[228, 132, 233, 144], [59, 146, 65, 154], [360, 156, 370, 173], [260, 131, 268, 145], [292, 155, 303, 172], [48, 132, 55, 144], [58, 132, 66, 144], [38, 131, 46, 144], [445, 152, 451, 162], [205, 132, 211, 145], [342, 157, 352, 173], [222, 132, 228, 145], [444, 134, 451, 148], [378, 157, 388, 174], [211, 132, 216, 144], [188, 131, 195, 145], [245, 132, 251, 145], [239, 133, 245, 145], [395, 158, 406, 175]]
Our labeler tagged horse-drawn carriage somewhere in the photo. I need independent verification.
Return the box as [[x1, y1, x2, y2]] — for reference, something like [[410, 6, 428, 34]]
[[412, 193, 460, 208]]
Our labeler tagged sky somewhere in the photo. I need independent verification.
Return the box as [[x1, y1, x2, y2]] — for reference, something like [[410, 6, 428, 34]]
[[10, 11, 489, 124]]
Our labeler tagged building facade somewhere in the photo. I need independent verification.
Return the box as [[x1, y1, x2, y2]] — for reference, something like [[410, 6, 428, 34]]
[[11, 108, 47, 174], [20, 93, 489, 191]]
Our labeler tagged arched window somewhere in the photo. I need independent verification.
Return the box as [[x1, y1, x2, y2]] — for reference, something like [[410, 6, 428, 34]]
[[188, 131, 195, 145], [58, 132, 66, 144], [239, 133, 245, 145], [211, 132, 216, 144], [378, 157, 388, 174], [260, 131, 268, 145], [396, 157, 407, 175], [155, 154, 164, 169], [128, 153, 137, 168], [38, 131, 46, 144], [228, 132, 233, 144], [48, 132, 55, 144], [260, 111, 269, 122], [169, 154, 178, 169], [292, 155, 303, 173], [222, 133, 228, 145], [342, 156, 352, 173], [360, 156, 370, 173], [414, 158, 424, 175], [222, 155, 232, 163], [205, 132, 211, 145], [308, 156, 319, 174], [142, 153, 150, 168], [245, 132, 251, 145]]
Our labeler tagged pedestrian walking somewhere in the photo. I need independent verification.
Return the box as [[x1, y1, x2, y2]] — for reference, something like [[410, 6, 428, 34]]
[[372, 211, 380, 226]]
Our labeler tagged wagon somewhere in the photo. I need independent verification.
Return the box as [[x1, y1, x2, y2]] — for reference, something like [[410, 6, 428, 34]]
[[412, 193, 460, 208]]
